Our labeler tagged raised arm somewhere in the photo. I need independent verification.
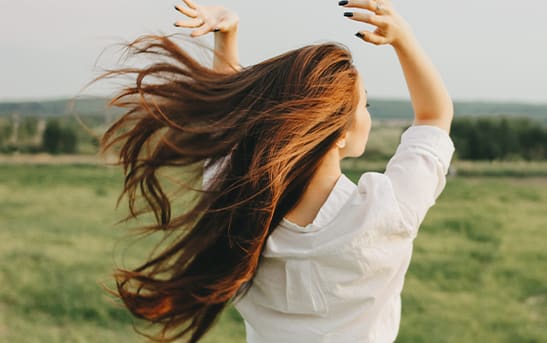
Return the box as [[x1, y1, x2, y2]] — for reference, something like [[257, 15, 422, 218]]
[[174, 0, 241, 74], [341, 0, 454, 134], [341, 1, 456, 235]]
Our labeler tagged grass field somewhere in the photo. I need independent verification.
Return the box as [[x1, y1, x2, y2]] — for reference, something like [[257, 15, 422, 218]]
[[0, 164, 546, 342]]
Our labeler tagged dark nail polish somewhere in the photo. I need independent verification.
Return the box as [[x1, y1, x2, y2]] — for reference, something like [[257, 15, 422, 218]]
[[338, 1, 349, 6], [355, 32, 364, 38], [173, 23, 178, 27], [344, 12, 353, 17], [213, 28, 220, 32], [174, 5, 178, 11]]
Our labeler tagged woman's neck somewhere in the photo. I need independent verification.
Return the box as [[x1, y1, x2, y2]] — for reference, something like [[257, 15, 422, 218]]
[[284, 149, 343, 227], [310, 148, 343, 189]]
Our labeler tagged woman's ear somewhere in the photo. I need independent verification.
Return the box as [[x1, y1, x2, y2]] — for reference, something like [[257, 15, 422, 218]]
[[336, 131, 348, 149]]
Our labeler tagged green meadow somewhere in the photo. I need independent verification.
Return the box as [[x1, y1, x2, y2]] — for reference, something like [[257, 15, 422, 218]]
[[1, 164, 546, 342]]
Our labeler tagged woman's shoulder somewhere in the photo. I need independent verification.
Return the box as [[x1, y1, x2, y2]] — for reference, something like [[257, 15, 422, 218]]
[[266, 172, 410, 256], [355, 171, 392, 195]]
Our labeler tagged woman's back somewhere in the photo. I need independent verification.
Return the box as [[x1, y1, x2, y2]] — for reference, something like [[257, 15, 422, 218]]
[[228, 125, 455, 342]]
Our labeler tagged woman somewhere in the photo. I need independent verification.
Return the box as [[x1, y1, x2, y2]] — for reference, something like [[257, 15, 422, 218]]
[[97, 0, 455, 342]]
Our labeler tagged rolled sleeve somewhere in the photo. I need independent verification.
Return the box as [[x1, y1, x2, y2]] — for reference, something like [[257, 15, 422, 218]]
[[384, 125, 455, 236]]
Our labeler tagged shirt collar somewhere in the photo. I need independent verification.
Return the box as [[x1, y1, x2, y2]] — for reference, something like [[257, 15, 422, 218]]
[[280, 173, 356, 232]]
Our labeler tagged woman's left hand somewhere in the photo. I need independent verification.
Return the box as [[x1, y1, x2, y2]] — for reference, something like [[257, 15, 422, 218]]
[[340, 0, 411, 48], [174, 0, 239, 37]]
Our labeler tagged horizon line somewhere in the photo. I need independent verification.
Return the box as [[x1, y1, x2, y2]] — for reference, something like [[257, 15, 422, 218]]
[[1, 94, 546, 106]]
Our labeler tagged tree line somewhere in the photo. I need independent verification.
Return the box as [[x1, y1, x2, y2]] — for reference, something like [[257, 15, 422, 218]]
[[0, 116, 101, 154], [0, 115, 546, 160], [449, 117, 547, 160]]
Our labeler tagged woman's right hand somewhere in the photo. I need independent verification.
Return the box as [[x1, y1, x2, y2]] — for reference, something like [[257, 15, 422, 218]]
[[174, 0, 240, 73], [339, 0, 413, 49], [174, 0, 239, 37]]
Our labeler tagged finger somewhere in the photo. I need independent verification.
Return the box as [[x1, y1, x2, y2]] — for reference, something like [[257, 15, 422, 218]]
[[343, 0, 391, 15], [174, 4, 198, 18], [191, 23, 214, 37], [356, 30, 386, 45], [344, 12, 388, 29], [342, 0, 376, 12], [174, 18, 203, 28], [182, 0, 198, 10]]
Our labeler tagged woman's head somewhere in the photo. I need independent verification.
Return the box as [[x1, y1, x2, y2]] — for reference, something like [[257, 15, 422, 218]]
[[94, 33, 370, 342], [203, 39, 368, 170], [243, 41, 372, 163]]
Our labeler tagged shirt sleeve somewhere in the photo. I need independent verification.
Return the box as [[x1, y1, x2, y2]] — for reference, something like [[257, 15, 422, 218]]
[[384, 125, 455, 237]]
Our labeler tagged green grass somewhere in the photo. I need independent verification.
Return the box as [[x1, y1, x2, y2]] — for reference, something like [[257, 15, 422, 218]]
[[399, 177, 547, 342], [0, 165, 546, 342]]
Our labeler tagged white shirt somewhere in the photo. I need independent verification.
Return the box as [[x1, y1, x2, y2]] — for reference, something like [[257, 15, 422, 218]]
[[204, 125, 455, 343]]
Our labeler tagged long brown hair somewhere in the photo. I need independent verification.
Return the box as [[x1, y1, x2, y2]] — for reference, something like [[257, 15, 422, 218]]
[[94, 32, 360, 342]]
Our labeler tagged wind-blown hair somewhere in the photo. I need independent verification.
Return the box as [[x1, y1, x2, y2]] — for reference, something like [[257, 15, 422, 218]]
[[95, 33, 360, 342]]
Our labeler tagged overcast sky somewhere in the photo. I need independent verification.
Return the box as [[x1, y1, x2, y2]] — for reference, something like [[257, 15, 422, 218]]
[[1, 0, 546, 103]]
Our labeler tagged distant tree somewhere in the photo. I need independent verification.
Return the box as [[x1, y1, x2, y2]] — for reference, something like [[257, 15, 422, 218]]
[[521, 125, 546, 160], [19, 116, 38, 140], [497, 117, 519, 158], [42, 119, 63, 154], [42, 119, 78, 154], [60, 126, 78, 154]]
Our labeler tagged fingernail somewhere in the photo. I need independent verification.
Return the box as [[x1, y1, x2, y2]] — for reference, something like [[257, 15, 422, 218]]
[[173, 22, 178, 27], [338, 1, 349, 6], [355, 32, 364, 39], [213, 28, 220, 32], [344, 12, 353, 17], [174, 5, 178, 11]]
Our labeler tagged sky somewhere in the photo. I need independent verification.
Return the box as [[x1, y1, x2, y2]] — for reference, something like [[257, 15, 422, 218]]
[[1, 0, 546, 103]]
